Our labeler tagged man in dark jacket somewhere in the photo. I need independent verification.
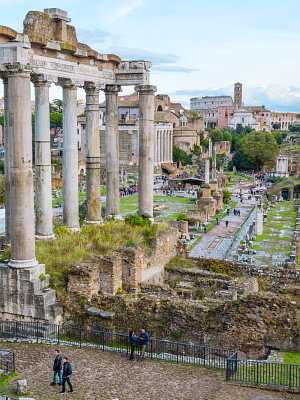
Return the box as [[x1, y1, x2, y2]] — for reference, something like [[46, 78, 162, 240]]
[[59, 357, 73, 394], [139, 329, 149, 361], [50, 349, 62, 386]]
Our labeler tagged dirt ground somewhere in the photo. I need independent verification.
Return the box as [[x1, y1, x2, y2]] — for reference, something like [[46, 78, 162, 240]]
[[0, 342, 299, 400]]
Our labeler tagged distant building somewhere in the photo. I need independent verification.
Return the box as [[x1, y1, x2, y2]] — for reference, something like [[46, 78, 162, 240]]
[[270, 112, 297, 131], [0, 97, 4, 115], [248, 106, 271, 132], [228, 107, 259, 131], [218, 105, 234, 130], [173, 116, 200, 154], [234, 82, 242, 109], [190, 95, 233, 129]]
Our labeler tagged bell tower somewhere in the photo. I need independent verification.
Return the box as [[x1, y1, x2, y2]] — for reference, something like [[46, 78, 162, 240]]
[[234, 82, 242, 109]]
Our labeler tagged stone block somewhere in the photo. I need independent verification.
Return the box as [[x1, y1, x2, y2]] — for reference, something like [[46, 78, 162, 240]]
[[17, 379, 27, 395], [100, 311, 115, 319], [86, 307, 101, 316]]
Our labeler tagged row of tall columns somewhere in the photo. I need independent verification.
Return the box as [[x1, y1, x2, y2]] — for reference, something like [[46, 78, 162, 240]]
[[1, 71, 156, 267], [155, 130, 172, 164]]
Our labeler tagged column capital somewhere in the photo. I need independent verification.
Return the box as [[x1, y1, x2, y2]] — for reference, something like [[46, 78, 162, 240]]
[[84, 81, 103, 93], [134, 84, 157, 94], [104, 84, 122, 94], [57, 78, 83, 89], [31, 74, 57, 87], [1, 62, 32, 78]]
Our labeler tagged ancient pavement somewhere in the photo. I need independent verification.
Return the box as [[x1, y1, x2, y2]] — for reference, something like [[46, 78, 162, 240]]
[[1, 342, 298, 400], [190, 180, 258, 260]]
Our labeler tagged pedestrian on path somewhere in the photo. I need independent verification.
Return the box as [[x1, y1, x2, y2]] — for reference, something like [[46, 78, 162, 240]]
[[226, 220, 229, 228], [204, 226, 207, 234], [216, 218, 219, 225], [50, 349, 62, 386], [59, 357, 73, 394], [129, 330, 137, 360], [138, 329, 149, 361]]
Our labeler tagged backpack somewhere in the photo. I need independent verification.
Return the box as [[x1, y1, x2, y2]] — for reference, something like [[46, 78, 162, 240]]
[[67, 363, 72, 376]]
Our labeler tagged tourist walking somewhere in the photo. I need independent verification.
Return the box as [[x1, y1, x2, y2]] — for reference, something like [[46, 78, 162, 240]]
[[226, 220, 229, 228], [129, 330, 137, 360], [204, 226, 207, 234], [50, 349, 62, 386], [139, 329, 149, 361], [59, 357, 73, 394]]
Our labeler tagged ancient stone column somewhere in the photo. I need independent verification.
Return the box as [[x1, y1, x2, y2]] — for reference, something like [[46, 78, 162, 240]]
[[209, 138, 212, 157], [84, 83, 101, 223], [61, 80, 79, 231], [7, 66, 38, 268], [212, 145, 217, 180], [157, 131, 160, 164], [33, 75, 54, 239], [2, 76, 10, 243], [160, 130, 164, 162], [170, 131, 173, 162], [135, 84, 157, 219], [255, 196, 263, 235], [105, 85, 121, 218], [205, 158, 210, 185]]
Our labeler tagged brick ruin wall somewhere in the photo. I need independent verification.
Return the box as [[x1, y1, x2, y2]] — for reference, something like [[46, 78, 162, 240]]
[[67, 251, 300, 359], [68, 228, 183, 299]]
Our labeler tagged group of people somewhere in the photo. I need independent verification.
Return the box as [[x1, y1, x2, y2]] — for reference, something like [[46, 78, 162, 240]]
[[50, 350, 73, 394], [129, 328, 149, 361], [120, 185, 138, 198]]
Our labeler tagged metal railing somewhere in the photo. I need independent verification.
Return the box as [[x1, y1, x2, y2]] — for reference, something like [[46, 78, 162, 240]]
[[226, 357, 300, 389], [0, 349, 15, 381], [0, 396, 19, 400], [0, 320, 233, 370], [1, 320, 300, 390]]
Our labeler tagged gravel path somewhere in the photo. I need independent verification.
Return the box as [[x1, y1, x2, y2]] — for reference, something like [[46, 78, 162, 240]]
[[0, 342, 298, 400]]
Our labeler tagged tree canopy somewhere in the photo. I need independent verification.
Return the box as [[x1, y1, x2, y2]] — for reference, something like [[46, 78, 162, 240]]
[[223, 131, 232, 142], [210, 129, 223, 144], [173, 145, 192, 166], [243, 131, 278, 171]]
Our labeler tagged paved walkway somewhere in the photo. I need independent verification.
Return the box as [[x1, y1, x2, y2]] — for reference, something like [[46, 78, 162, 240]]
[[190, 181, 257, 260], [0, 342, 298, 400]]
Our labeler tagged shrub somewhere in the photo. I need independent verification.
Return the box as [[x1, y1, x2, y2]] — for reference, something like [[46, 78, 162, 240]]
[[223, 189, 231, 204], [176, 213, 188, 221], [124, 213, 151, 227]]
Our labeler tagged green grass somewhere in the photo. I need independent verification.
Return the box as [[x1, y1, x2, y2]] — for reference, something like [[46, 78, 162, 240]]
[[0, 372, 19, 396], [2, 220, 169, 294], [284, 352, 300, 364]]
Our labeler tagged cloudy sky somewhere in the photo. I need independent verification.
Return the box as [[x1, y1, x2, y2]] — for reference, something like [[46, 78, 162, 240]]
[[1, 0, 300, 111]]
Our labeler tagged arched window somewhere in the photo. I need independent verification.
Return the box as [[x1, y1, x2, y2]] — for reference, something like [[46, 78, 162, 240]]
[[157, 105, 163, 111]]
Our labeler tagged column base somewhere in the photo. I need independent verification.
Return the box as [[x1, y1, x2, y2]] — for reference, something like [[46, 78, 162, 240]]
[[106, 214, 123, 221], [67, 227, 80, 233], [85, 219, 103, 225], [35, 234, 55, 241], [8, 257, 39, 269]]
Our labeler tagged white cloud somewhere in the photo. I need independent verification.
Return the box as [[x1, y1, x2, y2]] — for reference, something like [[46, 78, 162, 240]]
[[107, 0, 145, 23]]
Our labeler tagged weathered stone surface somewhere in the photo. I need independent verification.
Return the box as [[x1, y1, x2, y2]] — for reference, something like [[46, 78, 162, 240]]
[[86, 307, 101, 316], [17, 379, 27, 394], [100, 311, 115, 319]]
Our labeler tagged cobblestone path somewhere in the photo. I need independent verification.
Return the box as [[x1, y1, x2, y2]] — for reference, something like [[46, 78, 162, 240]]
[[190, 180, 256, 260], [0, 342, 298, 400]]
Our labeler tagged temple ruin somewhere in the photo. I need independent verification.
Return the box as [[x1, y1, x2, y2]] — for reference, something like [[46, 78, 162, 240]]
[[0, 8, 156, 321]]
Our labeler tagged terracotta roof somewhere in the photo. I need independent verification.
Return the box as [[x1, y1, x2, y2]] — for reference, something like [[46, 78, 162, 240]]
[[173, 126, 197, 132], [154, 111, 179, 123]]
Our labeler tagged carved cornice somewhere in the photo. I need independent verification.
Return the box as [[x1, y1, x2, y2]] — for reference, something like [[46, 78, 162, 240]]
[[31, 73, 58, 86], [57, 77, 84, 89]]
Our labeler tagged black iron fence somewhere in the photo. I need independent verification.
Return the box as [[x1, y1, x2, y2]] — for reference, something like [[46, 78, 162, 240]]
[[0, 320, 233, 369], [227, 356, 300, 389], [1, 320, 300, 390], [0, 349, 15, 381]]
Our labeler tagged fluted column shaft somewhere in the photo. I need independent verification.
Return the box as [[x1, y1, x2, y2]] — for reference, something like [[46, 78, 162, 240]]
[[135, 84, 157, 218], [33, 77, 54, 238], [85, 83, 101, 223], [105, 85, 121, 218], [157, 131, 160, 164], [62, 81, 79, 230], [8, 68, 37, 268]]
